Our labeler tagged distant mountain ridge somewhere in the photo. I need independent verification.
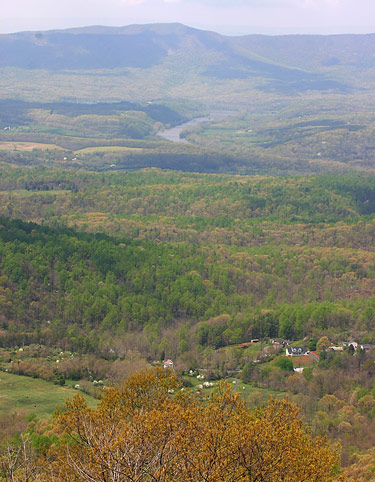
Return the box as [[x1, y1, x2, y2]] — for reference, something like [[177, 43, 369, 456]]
[[0, 23, 222, 70], [1, 23, 375, 94]]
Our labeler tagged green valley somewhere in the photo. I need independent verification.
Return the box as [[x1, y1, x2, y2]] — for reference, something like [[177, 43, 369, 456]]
[[2, 21, 375, 481]]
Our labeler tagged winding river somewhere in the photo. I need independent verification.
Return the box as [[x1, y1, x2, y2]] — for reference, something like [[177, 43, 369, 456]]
[[158, 110, 237, 143]]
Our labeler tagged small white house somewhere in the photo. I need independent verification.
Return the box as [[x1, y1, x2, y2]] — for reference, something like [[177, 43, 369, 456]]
[[343, 341, 358, 350], [329, 346, 343, 351], [163, 359, 174, 369]]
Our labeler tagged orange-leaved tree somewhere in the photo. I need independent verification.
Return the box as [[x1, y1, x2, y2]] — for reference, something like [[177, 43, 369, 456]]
[[40, 367, 349, 482]]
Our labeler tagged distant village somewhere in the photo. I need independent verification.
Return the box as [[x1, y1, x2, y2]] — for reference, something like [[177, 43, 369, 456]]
[[285, 340, 373, 357], [162, 339, 373, 375]]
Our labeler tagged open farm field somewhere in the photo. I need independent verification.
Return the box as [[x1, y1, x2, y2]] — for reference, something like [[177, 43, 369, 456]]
[[0, 372, 96, 419], [75, 145, 143, 154], [184, 374, 282, 403], [238, 382, 282, 404], [0, 141, 64, 151]]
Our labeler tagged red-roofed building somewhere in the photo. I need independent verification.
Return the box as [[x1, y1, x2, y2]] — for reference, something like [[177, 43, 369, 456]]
[[163, 359, 174, 369]]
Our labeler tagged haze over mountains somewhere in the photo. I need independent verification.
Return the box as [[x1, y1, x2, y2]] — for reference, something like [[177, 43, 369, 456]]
[[2, 23, 375, 175], [1, 23, 375, 96]]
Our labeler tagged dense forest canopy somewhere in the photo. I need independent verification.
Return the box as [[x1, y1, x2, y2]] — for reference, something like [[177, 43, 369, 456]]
[[1, 168, 375, 356]]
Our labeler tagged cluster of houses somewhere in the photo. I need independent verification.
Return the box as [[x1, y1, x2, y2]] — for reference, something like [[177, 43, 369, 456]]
[[341, 341, 373, 351], [162, 340, 374, 375], [285, 341, 374, 357]]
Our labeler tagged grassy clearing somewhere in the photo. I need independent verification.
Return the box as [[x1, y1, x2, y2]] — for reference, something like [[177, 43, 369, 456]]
[[221, 378, 282, 403], [0, 372, 96, 420], [0, 189, 69, 196], [75, 146, 143, 154], [184, 374, 282, 405], [0, 141, 63, 151]]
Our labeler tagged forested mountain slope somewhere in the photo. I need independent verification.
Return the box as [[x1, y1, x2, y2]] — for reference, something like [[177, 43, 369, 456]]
[[2, 23, 375, 103], [2, 24, 374, 87], [2, 167, 375, 357]]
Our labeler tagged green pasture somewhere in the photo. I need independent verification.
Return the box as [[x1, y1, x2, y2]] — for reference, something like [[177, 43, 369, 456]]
[[0, 141, 63, 151], [184, 373, 282, 405], [75, 146, 143, 154], [0, 189, 69, 196], [0, 372, 96, 420]]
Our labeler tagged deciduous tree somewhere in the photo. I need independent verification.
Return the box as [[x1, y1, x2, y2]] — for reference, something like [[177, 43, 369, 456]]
[[38, 368, 348, 482]]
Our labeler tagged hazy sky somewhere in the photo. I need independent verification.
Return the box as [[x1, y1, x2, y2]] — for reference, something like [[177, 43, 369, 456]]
[[2, 0, 375, 35]]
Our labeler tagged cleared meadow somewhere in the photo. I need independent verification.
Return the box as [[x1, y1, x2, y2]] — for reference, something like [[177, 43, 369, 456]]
[[0, 372, 96, 419], [0, 141, 63, 151]]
